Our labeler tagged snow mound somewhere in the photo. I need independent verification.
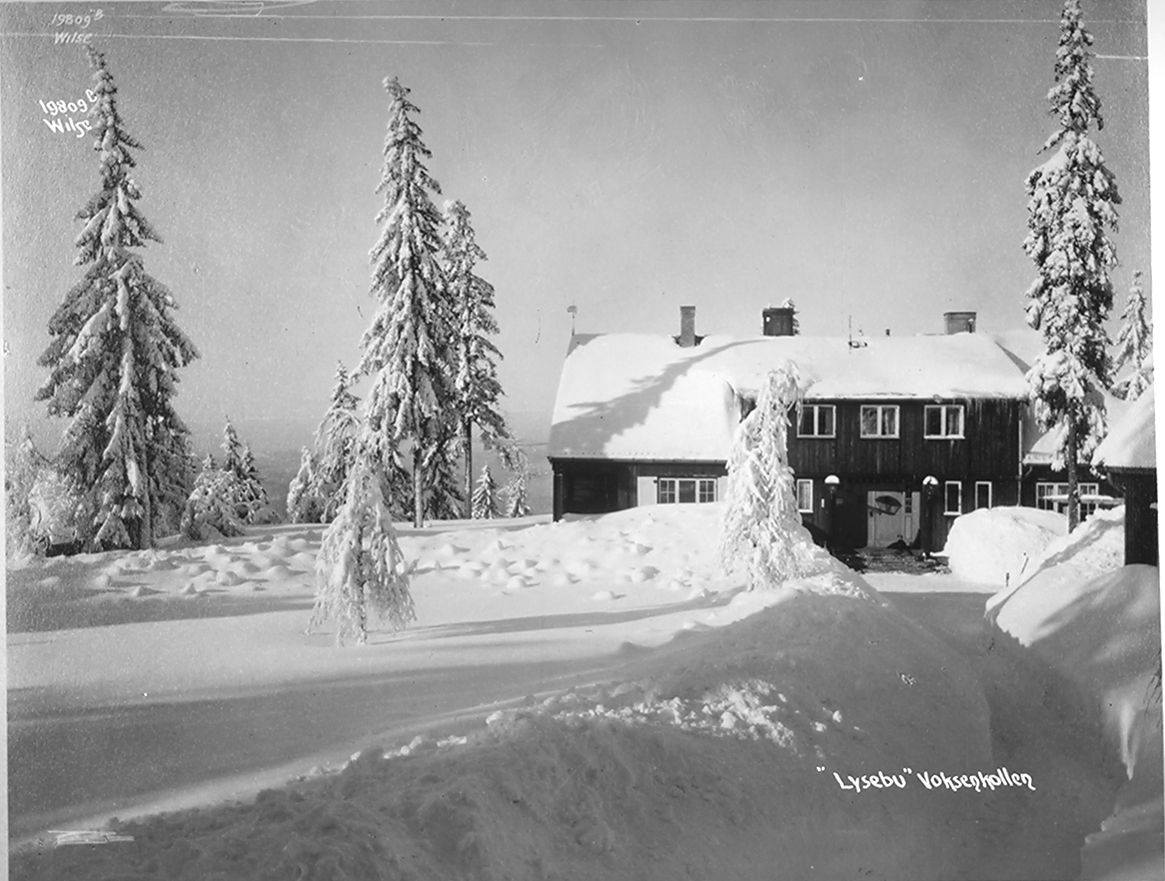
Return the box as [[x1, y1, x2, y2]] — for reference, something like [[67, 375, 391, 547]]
[[943, 506, 1066, 586]]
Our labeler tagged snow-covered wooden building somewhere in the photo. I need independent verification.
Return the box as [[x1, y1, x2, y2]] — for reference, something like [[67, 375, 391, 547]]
[[548, 307, 1035, 551], [1093, 384, 1157, 565]]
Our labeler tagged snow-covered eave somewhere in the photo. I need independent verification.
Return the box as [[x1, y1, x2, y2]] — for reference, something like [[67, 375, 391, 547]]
[[547, 452, 728, 463]]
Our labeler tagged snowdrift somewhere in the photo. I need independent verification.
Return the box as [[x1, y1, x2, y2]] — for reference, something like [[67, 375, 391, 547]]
[[942, 506, 1066, 586], [984, 508, 1162, 880], [15, 590, 999, 881]]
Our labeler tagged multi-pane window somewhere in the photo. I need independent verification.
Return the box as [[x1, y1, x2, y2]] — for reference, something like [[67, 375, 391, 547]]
[[924, 405, 965, 439], [798, 404, 836, 438], [796, 479, 814, 513], [860, 405, 899, 438], [975, 481, 993, 509], [1036, 482, 1100, 517], [658, 478, 717, 504], [944, 481, 962, 515]]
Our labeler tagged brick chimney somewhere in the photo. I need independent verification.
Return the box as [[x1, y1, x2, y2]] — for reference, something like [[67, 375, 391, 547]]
[[679, 305, 696, 347], [943, 311, 977, 334], [762, 306, 796, 337]]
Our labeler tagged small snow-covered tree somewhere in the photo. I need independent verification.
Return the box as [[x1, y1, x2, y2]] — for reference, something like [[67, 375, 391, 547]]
[[36, 47, 199, 550], [442, 199, 509, 516], [221, 418, 246, 480], [1023, 0, 1121, 530], [287, 447, 326, 523], [217, 418, 272, 523], [503, 469, 531, 518], [471, 464, 499, 519], [311, 455, 415, 646], [359, 77, 454, 528], [6, 428, 51, 560], [719, 364, 814, 590], [1112, 270, 1152, 401], [313, 362, 362, 520], [500, 442, 532, 518], [181, 455, 246, 541]]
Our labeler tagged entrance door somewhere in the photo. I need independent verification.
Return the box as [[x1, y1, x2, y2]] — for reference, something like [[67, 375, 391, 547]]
[[867, 490, 918, 547]]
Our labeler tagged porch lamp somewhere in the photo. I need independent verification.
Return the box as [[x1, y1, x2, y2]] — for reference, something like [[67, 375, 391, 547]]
[[825, 474, 840, 498], [922, 475, 939, 491]]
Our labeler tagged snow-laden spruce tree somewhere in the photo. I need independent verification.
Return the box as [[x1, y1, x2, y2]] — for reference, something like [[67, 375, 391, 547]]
[[719, 364, 815, 590], [359, 77, 454, 528], [286, 447, 326, 523], [36, 46, 199, 551], [218, 418, 271, 523], [1023, 0, 1122, 530], [442, 199, 510, 516], [312, 362, 362, 520], [311, 453, 415, 646], [499, 442, 532, 517], [181, 454, 246, 541], [1112, 270, 1152, 401], [5, 427, 51, 560], [472, 464, 499, 519], [504, 468, 532, 518]]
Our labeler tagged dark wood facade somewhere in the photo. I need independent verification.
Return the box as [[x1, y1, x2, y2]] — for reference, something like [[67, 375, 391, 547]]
[[550, 397, 1025, 551], [1105, 468, 1158, 566]]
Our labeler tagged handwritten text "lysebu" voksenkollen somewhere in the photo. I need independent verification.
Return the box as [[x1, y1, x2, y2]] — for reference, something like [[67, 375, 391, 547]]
[[831, 766, 1036, 793]]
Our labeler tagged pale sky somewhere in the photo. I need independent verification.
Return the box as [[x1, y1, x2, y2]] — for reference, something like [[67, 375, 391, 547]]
[[1, 0, 1152, 457]]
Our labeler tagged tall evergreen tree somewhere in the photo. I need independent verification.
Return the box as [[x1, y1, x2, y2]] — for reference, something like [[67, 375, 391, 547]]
[[442, 199, 508, 517], [359, 77, 452, 528], [1112, 270, 1152, 401], [1023, 0, 1121, 531], [36, 46, 199, 550], [221, 417, 247, 480]]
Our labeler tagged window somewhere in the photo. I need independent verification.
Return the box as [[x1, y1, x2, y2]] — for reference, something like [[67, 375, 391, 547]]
[[798, 404, 836, 438], [1036, 482, 1100, 517], [658, 478, 718, 504], [924, 405, 965, 439], [975, 481, 993, 509], [944, 481, 962, 515], [860, 405, 899, 438], [796, 479, 814, 513]]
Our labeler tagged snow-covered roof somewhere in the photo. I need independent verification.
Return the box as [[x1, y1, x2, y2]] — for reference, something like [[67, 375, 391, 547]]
[[1093, 385, 1156, 470], [1022, 389, 1130, 466], [549, 332, 1029, 460]]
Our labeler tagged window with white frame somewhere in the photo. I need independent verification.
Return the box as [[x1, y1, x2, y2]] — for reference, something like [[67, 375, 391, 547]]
[[798, 404, 836, 438], [1036, 482, 1100, 517], [944, 481, 962, 515], [658, 478, 718, 504], [796, 479, 814, 513], [975, 481, 992, 509], [924, 404, 965, 439], [860, 404, 899, 438]]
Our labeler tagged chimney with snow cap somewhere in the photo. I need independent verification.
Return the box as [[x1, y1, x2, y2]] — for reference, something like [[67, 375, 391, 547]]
[[944, 311, 977, 334], [762, 306, 796, 337], [678, 306, 697, 347]]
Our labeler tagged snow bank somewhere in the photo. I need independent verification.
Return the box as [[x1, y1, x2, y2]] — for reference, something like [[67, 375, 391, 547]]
[[942, 506, 1066, 586], [984, 506, 1161, 881], [13, 591, 998, 881]]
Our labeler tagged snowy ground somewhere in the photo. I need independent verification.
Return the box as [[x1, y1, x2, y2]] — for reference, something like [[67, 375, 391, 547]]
[[7, 503, 1158, 879]]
